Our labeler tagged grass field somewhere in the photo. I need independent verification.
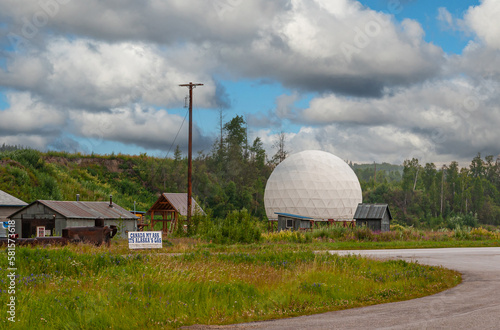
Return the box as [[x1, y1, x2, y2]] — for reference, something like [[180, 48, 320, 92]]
[[0, 239, 462, 329]]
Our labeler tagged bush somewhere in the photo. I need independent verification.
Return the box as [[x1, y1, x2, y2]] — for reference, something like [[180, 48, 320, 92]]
[[390, 224, 407, 232], [3, 148, 44, 169], [198, 209, 262, 244], [447, 213, 478, 230], [353, 226, 374, 241]]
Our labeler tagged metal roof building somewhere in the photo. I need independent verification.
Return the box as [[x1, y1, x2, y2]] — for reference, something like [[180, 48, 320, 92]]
[[0, 190, 27, 237], [275, 212, 313, 231], [9, 198, 138, 238], [0, 189, 27, 221], [354, 203, 392, 232]]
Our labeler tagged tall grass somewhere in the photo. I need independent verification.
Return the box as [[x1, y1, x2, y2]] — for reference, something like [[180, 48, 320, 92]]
[[0, 245, 460, 329], [262, 224, 500, 244], [182, 209, 263, 244]]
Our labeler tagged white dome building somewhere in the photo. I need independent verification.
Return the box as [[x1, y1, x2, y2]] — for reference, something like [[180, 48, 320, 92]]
[[264, 150, 362, 221]]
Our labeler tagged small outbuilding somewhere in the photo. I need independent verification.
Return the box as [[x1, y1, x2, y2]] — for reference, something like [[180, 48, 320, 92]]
[[0, 190, 27, 237], [354, 203, 392, 232], [276, 212, 313, 231], [9, 198, 138, 238], [0, 190, 27, 222], [147, 193, 205, 233]]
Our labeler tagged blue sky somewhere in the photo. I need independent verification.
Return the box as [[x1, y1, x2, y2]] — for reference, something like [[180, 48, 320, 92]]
[[0, 0, 499, 164], [371, 0, 479, 54]]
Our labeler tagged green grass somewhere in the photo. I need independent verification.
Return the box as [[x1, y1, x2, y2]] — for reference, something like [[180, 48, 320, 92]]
[[0, 243, 461, 329]]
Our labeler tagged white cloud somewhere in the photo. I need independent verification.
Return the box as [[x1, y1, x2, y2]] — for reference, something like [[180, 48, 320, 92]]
[[0, 0, 286, 45], [464, 0, 500, 50], [1, 0, 444, 97], [292, 77, 500, 163], [0, 91, 211, 152], [219, 0, 443, 96], [0, 92, 66, 134], [0, 38, 221, 111], [0, 0, 499, 163], [0, 34, 224, 153], [437, 7, 457, 31], [70, 105, 210, 152], [0, 134, 54, 150], [0, 92, 67, 149]]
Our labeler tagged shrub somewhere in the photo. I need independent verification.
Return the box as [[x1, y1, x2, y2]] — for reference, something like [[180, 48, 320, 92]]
[[198, 209, 262, 244], [390, 224, 407, 232], [353, 226, 374, 241], [447, 213, 478, 230], [468, 227, 500, 240]]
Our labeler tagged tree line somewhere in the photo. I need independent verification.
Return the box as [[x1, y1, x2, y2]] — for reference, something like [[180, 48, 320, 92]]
[[362, 154, 500, 227], [0, 115, 499, 227]]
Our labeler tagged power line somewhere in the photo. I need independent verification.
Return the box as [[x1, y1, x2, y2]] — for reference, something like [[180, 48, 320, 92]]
[[165, 109, 189, 158]]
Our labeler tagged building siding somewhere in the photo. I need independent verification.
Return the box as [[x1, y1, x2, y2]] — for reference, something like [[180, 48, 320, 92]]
[[0, 207, 22, 221], [11, 202, 137, 238]]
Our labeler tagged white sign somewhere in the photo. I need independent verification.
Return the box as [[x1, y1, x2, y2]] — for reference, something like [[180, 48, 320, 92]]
[[128, 231, 162, 249], [37, 226, 45, 238]]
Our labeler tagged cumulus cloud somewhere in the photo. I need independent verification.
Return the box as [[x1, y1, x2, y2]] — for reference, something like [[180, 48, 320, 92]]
[[0, 91, 211, 153], [0, 0, 499, 163], [0, 38, 222, 111], [287, 77, 500, 163], [445, 1, 500, 83], [70, 105, 211, 152], [246, 110, 282, 129], [464, 0, 500, 50], [0, 0, 287, 45], [1, 0, 444, 97], [0, 92, 66, 148], [0, 92, 66, 135], [218, 0, 443, 96]]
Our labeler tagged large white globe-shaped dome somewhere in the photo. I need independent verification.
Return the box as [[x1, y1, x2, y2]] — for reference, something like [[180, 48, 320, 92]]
[[264, 150, 362, 220]]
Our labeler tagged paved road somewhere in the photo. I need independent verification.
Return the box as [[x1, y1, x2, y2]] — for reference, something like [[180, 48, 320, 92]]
[[225, 247, 500, 329]]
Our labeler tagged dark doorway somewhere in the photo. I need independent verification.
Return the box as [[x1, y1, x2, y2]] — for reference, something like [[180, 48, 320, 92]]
[[22, 219, 56, 238]]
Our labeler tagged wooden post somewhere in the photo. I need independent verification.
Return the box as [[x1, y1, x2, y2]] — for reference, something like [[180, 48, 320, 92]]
[[179, 82, 203, 224]]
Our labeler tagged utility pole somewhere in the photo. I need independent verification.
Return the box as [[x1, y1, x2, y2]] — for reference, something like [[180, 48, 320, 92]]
[[179, 82, 203, 223], [440, 165, 446, 216]]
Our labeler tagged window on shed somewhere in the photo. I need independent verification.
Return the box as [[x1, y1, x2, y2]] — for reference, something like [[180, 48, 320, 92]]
[[286, 219, 293, 228]]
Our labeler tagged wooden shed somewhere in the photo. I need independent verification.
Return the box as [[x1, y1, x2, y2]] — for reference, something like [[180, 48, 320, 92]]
[[9, 198, 138, 238], [147, 193, 205, 233], [354, 203, 392, 232], [276, 212, 313, 231]]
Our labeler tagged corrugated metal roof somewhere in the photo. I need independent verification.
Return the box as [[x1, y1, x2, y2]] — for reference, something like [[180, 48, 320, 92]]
[[353, 203, 392, 220], [35, 200, 138, 220], [162, 193, 205, 216], [275, 212, 313, 220], [0, 190, 27, 207]]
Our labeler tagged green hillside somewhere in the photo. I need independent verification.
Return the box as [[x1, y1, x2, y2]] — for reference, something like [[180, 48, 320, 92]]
[[1, 117, 499, 229]]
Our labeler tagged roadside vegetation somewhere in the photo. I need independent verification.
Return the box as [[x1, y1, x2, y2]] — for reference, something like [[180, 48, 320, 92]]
[[1, 133, 499, 328], [0, 242, 460, 329], [1, 209, 496, 328], [174, 211, 500, 249]]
